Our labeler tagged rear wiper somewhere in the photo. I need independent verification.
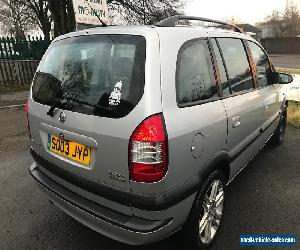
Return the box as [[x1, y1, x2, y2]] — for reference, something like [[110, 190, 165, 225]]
[[47, 97, 68, 117], [47, 89, 114, 117], [47, 80, 79, 117], [65, 97, 114, 112]]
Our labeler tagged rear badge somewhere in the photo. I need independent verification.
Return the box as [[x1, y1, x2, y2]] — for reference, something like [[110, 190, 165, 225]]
[[108, 170, 126, 182], [59, 112, 66, 124]]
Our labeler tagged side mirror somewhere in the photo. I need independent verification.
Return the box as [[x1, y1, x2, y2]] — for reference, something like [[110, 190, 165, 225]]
[[274, 72, 293, 84]]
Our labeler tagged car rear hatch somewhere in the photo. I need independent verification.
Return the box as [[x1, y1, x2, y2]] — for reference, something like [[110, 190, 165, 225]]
[[28, 28, 162, 215]]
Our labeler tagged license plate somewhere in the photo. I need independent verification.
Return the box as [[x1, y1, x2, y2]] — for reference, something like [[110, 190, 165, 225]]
[[47, 135, 91, 166]]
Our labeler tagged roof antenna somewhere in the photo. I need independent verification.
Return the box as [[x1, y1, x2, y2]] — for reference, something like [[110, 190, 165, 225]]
[[84, 0, 108, 27]]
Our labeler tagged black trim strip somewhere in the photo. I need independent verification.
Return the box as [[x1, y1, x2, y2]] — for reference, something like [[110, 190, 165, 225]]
[[207, 38, 222, 97], [30, 165, 171, 233], [242, 39, 258, 89], [214, 38, 232, 95], [30, 148, 131, 206]]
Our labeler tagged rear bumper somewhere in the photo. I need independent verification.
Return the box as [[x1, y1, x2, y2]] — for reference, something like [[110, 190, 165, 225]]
[[29, 162, 177, 245]]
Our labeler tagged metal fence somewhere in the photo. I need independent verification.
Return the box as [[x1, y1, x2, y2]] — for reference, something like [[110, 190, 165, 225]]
[[0, 60, 40, 86], [0, 36, 51, 86], [0, 36, 51, 60]]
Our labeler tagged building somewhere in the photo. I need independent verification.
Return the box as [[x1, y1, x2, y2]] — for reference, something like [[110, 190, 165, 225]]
[[256, 20, 300, 38], [255, 22, 277, 38]]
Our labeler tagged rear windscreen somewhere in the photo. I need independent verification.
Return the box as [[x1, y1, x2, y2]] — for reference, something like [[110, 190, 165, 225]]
[[32, 35, 146, 118]]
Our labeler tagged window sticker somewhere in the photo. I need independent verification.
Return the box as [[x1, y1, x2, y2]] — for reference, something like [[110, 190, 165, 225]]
[[109, 81, 123, 106]]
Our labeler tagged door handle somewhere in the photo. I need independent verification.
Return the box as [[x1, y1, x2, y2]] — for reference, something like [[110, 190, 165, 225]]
[[264, 105, 269, 110], [232, 116, 241, 128]]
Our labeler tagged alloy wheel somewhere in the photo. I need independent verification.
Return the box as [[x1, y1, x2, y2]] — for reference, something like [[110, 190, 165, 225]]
[[199, 180, 224, 245]]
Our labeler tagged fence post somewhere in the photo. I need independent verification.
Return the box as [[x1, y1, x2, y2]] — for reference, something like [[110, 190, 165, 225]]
[[2, 37, 9, 59], [0, 37, 5, 58], [15, 61, 22, 85]]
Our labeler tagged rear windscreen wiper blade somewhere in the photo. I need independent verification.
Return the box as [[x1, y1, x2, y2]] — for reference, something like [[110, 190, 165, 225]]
[[47, 80, 79, 117], [47, 97, 64, 117], [65, 97, 114, 112]]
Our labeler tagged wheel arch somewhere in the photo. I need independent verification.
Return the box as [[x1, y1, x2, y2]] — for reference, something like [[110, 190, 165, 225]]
[[197, 151, 231, 188]]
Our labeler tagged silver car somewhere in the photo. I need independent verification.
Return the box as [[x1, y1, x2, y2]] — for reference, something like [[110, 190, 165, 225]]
[[27, 16, 293, 249]]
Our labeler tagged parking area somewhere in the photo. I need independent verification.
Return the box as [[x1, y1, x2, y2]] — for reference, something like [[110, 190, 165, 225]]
[[270, 54, 300, 69], [0, 90, 28, 108], [0, 108, 299, 250]]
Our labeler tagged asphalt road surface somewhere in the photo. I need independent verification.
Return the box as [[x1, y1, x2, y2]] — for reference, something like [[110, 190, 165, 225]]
[[0, 108, 299, 250], [0, 90, 28, 108], [270, 54, 300, 69]]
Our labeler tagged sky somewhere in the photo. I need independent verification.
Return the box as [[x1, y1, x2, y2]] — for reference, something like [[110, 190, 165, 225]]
[[184, 0, 289, 25]]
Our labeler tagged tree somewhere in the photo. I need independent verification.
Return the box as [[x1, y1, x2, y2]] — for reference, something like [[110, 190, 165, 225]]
[[283, 5, 300, 37], [47, 0, 76, 37], [0, 0, 37, 37], [108, 0, 185, 25], [265, 6, 300, 37], [16, 0, 52, 40], [265, 10, 285, 37], [46, 0, 186, 37]]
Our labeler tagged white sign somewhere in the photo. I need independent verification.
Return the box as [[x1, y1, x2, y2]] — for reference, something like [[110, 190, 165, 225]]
[[73, 0, 108, 25], [280, 74, 300, 102]]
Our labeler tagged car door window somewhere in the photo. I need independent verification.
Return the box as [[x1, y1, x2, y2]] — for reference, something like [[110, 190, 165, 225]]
[[177, 39, 218, 105], [211, 39, 230, 96], [248, 41, 272, 88], [217, 38, 254, 94]]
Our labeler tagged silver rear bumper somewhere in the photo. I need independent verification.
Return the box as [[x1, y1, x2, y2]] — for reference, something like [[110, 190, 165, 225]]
[[29, 162, 177, 245]]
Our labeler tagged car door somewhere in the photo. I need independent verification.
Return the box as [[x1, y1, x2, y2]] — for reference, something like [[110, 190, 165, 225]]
[[247, 41, 281, 131], [211, 38, 264, 179]]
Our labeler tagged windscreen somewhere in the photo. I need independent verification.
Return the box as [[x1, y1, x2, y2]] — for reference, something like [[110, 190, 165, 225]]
[[32, 35, 146, 118]]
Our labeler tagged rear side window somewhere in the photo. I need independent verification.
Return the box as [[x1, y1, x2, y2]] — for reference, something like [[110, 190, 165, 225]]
[[32, 35, 146, 118], [176, 39, 218, 105], [248, 41, 272, 88], [217, 38, 254, 94]]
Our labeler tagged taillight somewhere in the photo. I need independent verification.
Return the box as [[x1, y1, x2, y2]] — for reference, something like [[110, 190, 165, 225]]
[[25, 98, 31, 139], [129, 114, 168, 183]]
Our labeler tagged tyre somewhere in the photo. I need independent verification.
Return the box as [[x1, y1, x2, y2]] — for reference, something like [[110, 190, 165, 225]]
[[271, 109, 287, 146], [181, 170, 226, 249]]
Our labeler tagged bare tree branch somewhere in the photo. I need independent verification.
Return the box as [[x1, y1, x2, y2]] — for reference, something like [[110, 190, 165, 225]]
[[265, 6, 300, 37]]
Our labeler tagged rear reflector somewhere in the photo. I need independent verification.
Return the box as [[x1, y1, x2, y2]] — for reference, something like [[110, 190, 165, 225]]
[[25, 98, 29, 113], [129, 114, 168, 183]]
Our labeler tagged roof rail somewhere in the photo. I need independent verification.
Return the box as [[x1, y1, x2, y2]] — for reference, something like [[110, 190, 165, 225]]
[[155, 15, 243, 33]]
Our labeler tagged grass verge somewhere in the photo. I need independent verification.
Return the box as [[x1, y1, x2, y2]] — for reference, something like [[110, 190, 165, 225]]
[[275, 67, 300, 75], [287, 101, 300, 129]]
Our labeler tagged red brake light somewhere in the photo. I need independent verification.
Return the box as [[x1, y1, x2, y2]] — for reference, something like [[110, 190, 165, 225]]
[[25, 99, 29, 113], [129, 114, 168, 183]]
